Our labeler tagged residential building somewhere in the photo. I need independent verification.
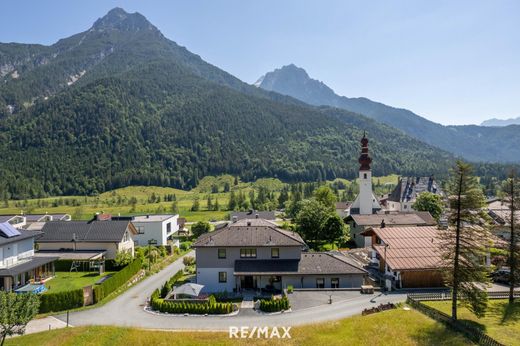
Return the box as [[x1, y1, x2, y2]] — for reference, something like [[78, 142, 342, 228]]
[[0, 222, 57, 291], [347, 211, 437, 247], [487, 199, 519, 240], [363, 226, 444, 290], [37, 218, 137, 259], [386, 177, 443, 212], [230, 210, 276, 221], [349, 133, 382, 215], [131, 214, 179, 247], [193, 218, 367, 293], [335, 202, 351, 219], [0, 215, 26, 229]]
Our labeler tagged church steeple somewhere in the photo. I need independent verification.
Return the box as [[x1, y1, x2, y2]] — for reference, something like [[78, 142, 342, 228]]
[[358, 131, 372, 171]]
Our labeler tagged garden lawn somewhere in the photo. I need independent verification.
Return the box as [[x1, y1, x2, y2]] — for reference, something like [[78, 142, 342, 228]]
[[423, 299, 520, 346], [44, 271, 116, 293], [7, 309, 471, 346]]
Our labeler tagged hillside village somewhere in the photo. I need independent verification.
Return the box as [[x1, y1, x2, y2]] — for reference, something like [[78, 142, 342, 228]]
[[1, 133, 518, 345]]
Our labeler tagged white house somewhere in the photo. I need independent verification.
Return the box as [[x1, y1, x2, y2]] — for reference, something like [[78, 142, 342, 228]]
[[131, 214, 179, 247], [0, 222, 57, 291]]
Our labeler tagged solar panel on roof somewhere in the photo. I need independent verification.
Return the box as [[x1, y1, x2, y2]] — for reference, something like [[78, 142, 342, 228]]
[[0, 222, 21, 238]]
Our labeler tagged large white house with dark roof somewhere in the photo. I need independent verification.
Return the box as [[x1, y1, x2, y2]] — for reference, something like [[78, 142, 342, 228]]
[[193, 218, 367, 293]]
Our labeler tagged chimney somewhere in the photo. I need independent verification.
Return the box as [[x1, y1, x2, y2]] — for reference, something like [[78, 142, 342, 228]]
[[232, 216, 238, 223], [381, 219, 386, 228], [146, 215, 150, 219], [255, 213, 259, 219]]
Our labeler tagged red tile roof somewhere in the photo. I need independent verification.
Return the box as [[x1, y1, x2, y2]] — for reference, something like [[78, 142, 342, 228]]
[[372, 226, 443, 271]]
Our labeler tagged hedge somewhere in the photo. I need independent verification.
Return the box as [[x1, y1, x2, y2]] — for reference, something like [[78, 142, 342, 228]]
[[150, 292, 233, 315], [39, 289, 84, 313], [160, 269, 184, 298], [54, 259, 123, 272], [259, 296, 290, 313], [93, 258, 142, 303]]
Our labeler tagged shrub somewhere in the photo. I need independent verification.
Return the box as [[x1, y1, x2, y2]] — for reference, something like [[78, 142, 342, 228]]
[[180, 241, 192, 251], [158, 246, 168, 257], [287, 285, 294, 294], [258, 296, 290, 313], [93, 258, 142, 303], [39, 289, 84, 313], [183, 256, 195, 266]]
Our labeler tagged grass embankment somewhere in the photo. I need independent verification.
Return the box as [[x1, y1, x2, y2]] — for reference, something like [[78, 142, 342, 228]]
[[44, 271, 116, 293], [423, 299, 520, 346], [8, 309, 470, 346]]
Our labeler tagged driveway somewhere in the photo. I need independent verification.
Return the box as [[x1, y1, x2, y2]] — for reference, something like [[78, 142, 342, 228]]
[[55, 252, 407, 330]]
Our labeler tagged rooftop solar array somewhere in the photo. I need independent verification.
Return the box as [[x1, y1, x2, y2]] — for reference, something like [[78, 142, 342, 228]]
[[0, 222, 21, 238]]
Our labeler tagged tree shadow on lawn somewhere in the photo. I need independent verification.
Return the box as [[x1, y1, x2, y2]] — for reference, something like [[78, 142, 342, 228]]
[[496, 301, 520, 325], [410, 323, 473, 345]]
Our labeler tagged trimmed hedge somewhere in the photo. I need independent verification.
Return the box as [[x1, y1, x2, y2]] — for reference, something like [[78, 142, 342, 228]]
[[160, 269, 184, 298], [259, 296, 290, 313], [39, 289, 84, 313], [150, 292, 233, 315], [93, 258, 142, 303], [54, 259, 122, 272]]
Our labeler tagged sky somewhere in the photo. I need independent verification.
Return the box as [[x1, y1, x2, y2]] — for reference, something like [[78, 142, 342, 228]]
[[1, 0, 519, 125]]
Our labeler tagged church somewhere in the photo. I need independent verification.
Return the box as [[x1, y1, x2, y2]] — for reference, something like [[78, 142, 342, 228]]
[[346, 133, 437, 248]]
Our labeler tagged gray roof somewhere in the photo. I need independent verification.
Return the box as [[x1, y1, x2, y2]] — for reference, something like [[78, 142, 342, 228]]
[[0, 228, 41, 246], [0, 215, 15, 223], [193, 218, 305, 247], [234, 252, 366, 275], [348, 211, 436, 227], [0, 256, 58, 277], [388, 176, 442, 203], [39, 221, 135, 243], [230, 210, 275, 221]]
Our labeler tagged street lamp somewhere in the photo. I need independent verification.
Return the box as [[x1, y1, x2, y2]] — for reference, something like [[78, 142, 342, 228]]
[[148, 238, 158, 271]]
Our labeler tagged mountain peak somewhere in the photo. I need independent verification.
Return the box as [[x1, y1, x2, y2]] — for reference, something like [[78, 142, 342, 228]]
[[92, 7, 159, 33]]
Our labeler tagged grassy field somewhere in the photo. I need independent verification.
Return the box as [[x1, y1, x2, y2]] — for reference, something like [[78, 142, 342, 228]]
[[0, 175, 399, 223], [423, 299, 520, 345], [7, 308, 470, 346], [44, 271, 116, 293]]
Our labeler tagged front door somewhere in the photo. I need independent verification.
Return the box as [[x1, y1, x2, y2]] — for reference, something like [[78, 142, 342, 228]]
[[243, 276, 255, 289]]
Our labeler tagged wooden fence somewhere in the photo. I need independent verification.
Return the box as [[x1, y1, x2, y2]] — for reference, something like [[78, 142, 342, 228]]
[[406, 296, 505, 346], [408, 290, 520, 301]]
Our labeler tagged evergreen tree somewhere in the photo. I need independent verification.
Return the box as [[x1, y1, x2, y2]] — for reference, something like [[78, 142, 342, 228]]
[[502, 170, 520, 303], [441, 161, 490, 320], [228, 191, 237, 211], [191, 197, 200, 211], [206, 195, 213, 211]]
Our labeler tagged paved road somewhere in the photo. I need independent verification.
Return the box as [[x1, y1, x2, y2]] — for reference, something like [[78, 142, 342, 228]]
[[56, 252, 407, 331]]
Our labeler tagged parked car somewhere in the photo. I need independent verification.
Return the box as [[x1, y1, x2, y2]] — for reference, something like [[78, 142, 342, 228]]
[[491, 268, 511, 284]]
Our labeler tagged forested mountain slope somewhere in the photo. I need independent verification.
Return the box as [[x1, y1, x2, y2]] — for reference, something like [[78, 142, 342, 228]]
[[0, 8, 499, 199], [256, 64, 520, 163]]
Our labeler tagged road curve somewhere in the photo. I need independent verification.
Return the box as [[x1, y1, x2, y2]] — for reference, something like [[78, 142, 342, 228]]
[[56, 252, 407, 330]]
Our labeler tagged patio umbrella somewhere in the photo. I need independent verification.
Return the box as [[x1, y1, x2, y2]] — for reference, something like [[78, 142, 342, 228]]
[[171, 283, 204, 299]]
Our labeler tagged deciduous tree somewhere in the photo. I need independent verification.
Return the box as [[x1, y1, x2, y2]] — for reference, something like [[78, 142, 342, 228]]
[[413, 192, 444, 221], [0, 291, 40, 346]]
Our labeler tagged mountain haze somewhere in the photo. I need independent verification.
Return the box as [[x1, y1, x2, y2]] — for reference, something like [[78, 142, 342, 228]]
[[256, 65, 520, 163], [481, 117, 520, 127], [0, 8, 505, 199]]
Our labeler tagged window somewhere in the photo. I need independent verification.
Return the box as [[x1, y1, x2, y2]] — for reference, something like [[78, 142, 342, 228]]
[[218, 248, 226, 259], [331, 278, 339, 289], [240, 248, 257, 258], [219, 272, 227, 283], [271, 248, 279, 258], [364, 173, 367, 179], [316, 278, 325, 289], [136, 226, 145, 234], [166, 222, 171, 233]]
